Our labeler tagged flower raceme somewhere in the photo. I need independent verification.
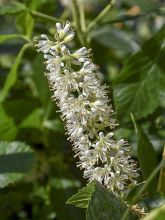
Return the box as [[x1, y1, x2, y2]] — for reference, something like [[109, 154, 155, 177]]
[[35, 21, 138, 193]]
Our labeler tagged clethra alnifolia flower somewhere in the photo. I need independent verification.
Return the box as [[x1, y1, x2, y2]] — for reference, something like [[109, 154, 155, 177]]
[[35, 21, 139, 194]]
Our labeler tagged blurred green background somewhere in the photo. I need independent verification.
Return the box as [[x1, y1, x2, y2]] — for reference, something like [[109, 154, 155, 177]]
[[0, 0, 165, 219]]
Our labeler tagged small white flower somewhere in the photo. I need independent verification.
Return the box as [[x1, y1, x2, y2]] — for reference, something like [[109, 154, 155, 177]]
[[36, 35, 53, 54], [55, 21, 75, 43], [72, 47, 91, 64]]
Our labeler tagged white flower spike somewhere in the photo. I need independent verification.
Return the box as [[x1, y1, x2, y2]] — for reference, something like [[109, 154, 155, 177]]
[[35, 21, 139, 194]]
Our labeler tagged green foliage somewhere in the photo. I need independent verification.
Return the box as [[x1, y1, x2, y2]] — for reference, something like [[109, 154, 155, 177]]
[[114, 25, 165, 119], [0, 0, 165, 219], [0, 141, 34, 188]]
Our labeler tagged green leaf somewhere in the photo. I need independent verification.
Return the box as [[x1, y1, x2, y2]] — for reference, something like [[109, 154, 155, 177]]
[[0, 2, 26, 15], [132, 115, 158, 193], [86, 182, 135, 220], [0, 99, 43, 143], [142, 204, 165, 220], [114, 25, 165, 119], [114, 70, 161, 119], [0, 106, 17, 141], [90, 26, 139, 54], [0, 43, 30, 103], [16, 11, 34, 38], [0, 34, 28, 44], [32, 54, 50, 107], [0, 141, 34, 188], [1, 100, 36, 123], [67, 181, 135, 220], [20, 108, 42, 128], [66, 181, 95, 209]]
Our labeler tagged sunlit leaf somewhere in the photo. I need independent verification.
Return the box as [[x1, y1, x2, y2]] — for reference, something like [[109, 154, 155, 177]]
[[0, 141, 34, 188]]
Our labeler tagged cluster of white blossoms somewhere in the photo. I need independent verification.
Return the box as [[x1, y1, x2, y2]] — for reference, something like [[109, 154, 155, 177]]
[[35, 21, 138, 193]]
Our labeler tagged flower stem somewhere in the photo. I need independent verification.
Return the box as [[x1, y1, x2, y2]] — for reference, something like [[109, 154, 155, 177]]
[[86, 0, 115, 33], [79, 0, 86, 32], [70, 0, 87, 46], [30, 10, 60, 23]]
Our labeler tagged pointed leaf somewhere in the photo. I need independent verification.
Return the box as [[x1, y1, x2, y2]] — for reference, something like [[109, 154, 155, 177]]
[[66, 181, 95, 209]]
